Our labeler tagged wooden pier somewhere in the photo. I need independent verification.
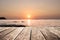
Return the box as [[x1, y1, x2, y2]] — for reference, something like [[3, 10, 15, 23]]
[[0, 27, 60, 40]]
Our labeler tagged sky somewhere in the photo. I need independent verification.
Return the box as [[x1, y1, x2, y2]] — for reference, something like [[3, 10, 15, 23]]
[[0, 0, 60, 19]]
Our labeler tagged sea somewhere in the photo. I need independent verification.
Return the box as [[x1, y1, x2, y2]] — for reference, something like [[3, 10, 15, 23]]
[[0, 19, 60, 27]]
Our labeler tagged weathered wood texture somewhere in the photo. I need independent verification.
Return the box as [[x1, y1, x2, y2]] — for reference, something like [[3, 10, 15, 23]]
[[0, 27, 60, 40]]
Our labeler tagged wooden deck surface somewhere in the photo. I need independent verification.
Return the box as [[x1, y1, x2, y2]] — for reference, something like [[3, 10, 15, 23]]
[[0, 27, 60, 40]]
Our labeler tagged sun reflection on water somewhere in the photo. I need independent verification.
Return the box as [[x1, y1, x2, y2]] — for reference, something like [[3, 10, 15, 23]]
[[27, 19, 31, 26]]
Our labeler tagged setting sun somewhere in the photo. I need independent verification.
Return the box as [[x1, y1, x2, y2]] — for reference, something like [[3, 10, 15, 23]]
[[27, 14, 31, 19], [27, 14, 31, 26]]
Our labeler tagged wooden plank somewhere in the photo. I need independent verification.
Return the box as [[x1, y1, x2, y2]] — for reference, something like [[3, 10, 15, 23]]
[[31, 27, 46, 40], [0, 27, 60, 40], [40, 27, 59, 40], [47, 27, 60, 38], [15, 27, 31, 40], [1, 27, 24, 40], [0, 27, 16, 39], [0, 27, 10, 32]]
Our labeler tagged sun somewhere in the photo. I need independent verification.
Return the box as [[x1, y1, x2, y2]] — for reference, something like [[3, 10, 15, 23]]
[[27, 14, 31, 26], [27, 14, 31, 19]]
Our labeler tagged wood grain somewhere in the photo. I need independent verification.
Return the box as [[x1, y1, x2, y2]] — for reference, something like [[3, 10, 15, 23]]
[[0, 27, 60, 40]]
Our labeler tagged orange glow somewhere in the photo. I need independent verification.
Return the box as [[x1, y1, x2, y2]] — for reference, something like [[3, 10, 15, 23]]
[[27, 14, 31, 19], [27, 14, 31, 26]]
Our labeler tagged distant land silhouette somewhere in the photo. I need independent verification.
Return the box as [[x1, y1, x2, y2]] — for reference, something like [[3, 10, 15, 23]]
[[0, 17, 6, 19]]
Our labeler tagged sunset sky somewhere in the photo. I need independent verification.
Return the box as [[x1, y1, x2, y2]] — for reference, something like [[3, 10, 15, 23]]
[[0, 0, 60, 19]]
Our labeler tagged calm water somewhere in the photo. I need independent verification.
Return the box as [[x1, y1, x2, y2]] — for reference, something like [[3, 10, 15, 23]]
[[0, 19, 60, 27]]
